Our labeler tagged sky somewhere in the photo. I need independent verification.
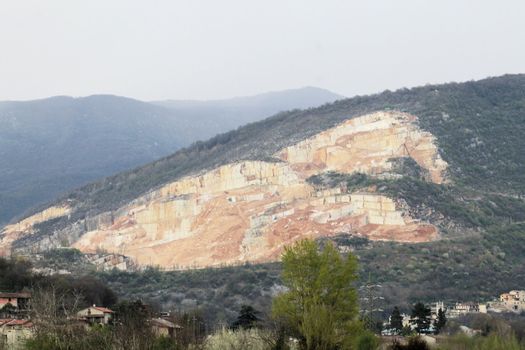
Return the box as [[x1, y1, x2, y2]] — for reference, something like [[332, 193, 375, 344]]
[[1, 0, 524, 101]]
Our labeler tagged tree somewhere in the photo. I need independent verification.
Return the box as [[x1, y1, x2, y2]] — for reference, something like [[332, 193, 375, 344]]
[[173, 309, 207, 347], [410, 302, 431, 334], [0, 303, 16, 318], [231, 305, 260, 330], [27, 285, 114, 350], [390, 307, 403, 334], [434, 308, 447, 334], [272, 239, 367, 350], [390, 336, 430, 350], [113, 299, 156, 350]]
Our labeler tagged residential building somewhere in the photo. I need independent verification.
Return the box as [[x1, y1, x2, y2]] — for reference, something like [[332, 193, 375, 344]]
[[150, 318, 181, 338], [447, 302, 480, 318], [0, 292, 31, 313], [0, 318, 33, 349], [430, 301, 445, 319], [499, 290, 525, 312], [77, 305, 114, 325]]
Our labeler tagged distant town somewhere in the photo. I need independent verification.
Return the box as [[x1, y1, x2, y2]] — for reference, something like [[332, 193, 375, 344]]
[[381, 290, 525, 337]]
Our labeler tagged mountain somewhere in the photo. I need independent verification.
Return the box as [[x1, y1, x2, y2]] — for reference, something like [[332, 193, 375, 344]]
[[152, 86, 345, 140], [2, 74, 525, 311], [0, 95, 188, 226], [0, 88, 342, 226]]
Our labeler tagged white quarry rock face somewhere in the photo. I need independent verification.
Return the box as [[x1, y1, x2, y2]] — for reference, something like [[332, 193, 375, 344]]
[[1, 111, 446, 268], [277, 111, 448, 183]]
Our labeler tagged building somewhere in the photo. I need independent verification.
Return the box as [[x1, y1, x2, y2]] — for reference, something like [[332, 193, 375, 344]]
[[500, 290, 525, 302], [430, 301, 445, 319], [0, 292, 31, 313], [499, 290, 525, 312], [0, 318, 33, 349], [478, 304, 488, 313], [77, 305, 114, 325], [447, 302, 480, 318], [150, 318, 182, 338]]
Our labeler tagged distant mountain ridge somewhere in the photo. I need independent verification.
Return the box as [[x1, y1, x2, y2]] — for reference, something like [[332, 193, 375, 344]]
[[151, 86, 344, 140], [0, 87, 342, 225]]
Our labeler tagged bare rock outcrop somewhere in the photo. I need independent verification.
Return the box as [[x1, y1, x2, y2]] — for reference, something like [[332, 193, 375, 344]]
[[1, 111, 447, 268]]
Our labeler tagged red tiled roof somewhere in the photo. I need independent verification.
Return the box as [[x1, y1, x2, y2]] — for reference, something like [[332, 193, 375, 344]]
[[92, 306, 113, 313], [0, 292, 31, 298], [0, 319, 33, 327]]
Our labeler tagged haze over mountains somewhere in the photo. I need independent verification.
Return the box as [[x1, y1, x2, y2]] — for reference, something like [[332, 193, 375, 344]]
[[152, 86, 344, 140], [0, 87, 342, 225]]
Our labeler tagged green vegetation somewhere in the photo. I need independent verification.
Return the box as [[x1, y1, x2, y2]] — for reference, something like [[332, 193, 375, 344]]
[[0, 88, 341, 225], [435, 308, 447, 334], [0, 256, 116, 308], [4, 243, 525, 349], [203, 328, 285, 350], [4, 75, 525, 349], [87, 222, 525, 324], [272, 240, 372, 350], [231, 305, 261, 330], [437, 333, 525, 350], [15, 74, 525, 248], [389, 307, 403, 334], [410, 303, 431, 334], [96, 263, 282, 326], [389, 337, 430, 350], [347, 223, 525, 308], [0, 95, 191, 226], [308, 171, 525, 230]]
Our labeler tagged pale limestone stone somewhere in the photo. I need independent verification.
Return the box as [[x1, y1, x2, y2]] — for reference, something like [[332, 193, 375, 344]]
[[2, 111, 444, 267]]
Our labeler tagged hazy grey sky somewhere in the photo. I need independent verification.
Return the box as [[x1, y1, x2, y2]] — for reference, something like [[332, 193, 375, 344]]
[[1, 0, 524, 101]]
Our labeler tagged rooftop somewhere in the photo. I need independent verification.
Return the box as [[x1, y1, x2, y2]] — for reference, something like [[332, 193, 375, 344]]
[[0, 319, 33, 327], [92, 306, 114, 314], [0, 292, 31, 299]]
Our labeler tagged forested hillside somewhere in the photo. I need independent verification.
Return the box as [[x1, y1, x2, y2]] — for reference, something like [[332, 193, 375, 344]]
[[9, 74, 525, 321], [0, 88, 340, 225], [0, 95, 185, 225], [21, 74, 525, 231]]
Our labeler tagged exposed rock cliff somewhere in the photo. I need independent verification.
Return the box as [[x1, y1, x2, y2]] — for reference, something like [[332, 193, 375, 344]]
[[0, 205, 70, 256], [277, 112, 447, 183], [1, 111, 447, 268]]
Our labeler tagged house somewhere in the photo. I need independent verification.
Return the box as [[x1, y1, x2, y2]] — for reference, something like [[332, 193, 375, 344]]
[[499, 290, 525, 312], [500, 290, 525, 302], [150, 318, 182, 338], [447, 302, 480, 318], [0, 318, 33, 349], [77, 305, 114, 325], [478, 303, 488, 313], [0, 292, 31, 314]]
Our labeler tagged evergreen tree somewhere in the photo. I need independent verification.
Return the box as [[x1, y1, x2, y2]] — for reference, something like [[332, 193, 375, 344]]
[[434, 308, 447, 334], [410, 302, 431, 334], [231, 305, 260, 329], [390, 306, 403, 334]]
